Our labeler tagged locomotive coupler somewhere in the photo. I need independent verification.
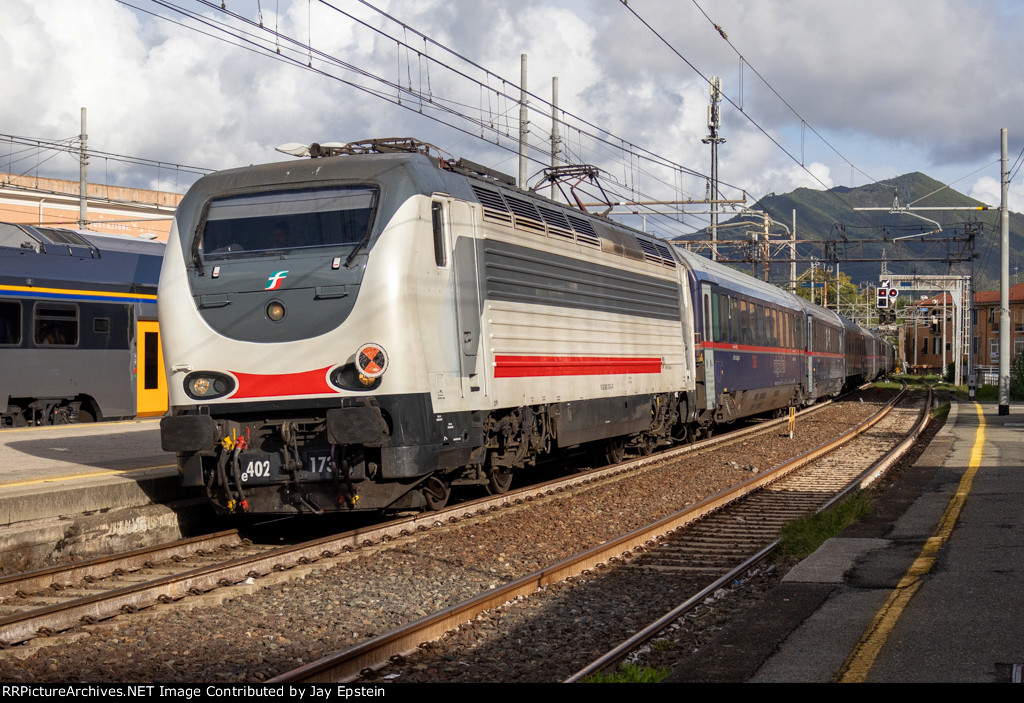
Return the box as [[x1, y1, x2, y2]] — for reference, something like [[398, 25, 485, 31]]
[[330, 444, 359, 509]]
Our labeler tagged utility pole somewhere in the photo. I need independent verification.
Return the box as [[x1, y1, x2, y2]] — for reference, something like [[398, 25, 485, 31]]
[[702, 77, 725, 261], [79, 107, 88, 229], [791, 209, 797, 294], [550, 76, 561, 201], [1000, 128, 1010, 414], [518, 54, 529, 189]]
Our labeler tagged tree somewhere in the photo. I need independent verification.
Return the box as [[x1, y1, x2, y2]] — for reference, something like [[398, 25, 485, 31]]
[[1011, 353, 1024, 401]]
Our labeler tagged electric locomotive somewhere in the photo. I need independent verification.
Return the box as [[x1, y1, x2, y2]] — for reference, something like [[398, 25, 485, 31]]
[[158, 140, 698, 514], [157, 138, 893, 515]]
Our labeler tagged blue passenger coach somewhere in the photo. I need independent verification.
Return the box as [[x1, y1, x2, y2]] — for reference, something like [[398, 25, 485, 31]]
[[0, 223, 166, 426], [678, 248, 808, 426]]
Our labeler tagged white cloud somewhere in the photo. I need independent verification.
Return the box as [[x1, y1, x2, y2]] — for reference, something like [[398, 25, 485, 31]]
[[0, 0, 1018, 216]]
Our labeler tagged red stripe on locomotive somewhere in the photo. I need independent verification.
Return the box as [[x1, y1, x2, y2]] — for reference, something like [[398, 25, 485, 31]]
[[229, 367, 336, 399], [493, 355, 662, 378]]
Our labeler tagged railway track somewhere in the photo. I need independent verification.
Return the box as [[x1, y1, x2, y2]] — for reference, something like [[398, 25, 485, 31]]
[[0, 394, 846, 650], [269, 386, 928, 684], [0, 390, 907, 682]]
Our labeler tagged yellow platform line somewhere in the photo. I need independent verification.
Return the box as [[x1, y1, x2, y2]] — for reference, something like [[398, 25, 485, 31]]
[[835, 402, 986, 683], [0, 464, 176, 489]]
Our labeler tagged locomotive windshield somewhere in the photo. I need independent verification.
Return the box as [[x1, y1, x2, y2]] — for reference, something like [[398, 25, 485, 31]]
[[198, 186, 376, 260]]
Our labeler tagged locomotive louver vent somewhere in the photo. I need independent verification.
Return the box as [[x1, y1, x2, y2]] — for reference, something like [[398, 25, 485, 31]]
[[654, 242, 676, 268], [566, 214, 600, 247], [537, 205, 574, 241], [471, 184, 512, 225], [505, 195, 547, 235], [505, 195, 541, 221], [637, 238, 674, 266]]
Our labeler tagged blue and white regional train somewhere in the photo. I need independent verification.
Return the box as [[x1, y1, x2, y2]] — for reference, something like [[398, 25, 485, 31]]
[[157, 139, 893, 514], [1, 223, 167, 427]]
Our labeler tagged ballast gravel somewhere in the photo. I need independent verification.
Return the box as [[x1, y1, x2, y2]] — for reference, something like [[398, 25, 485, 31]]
[[0, 392, 895, 683]]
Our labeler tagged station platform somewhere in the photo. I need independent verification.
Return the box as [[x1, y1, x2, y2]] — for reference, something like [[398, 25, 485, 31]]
[[669, 399, 1024, 683], [0, 419, 179, 524], [0, 420, 194, 571]]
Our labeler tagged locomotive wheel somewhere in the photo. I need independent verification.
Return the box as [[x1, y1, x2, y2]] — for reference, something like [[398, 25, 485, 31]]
[[636, 433, 657, 456], [604, 437, 626, 465], [486, 466, 514, 495], [421, 476, 452, 511]]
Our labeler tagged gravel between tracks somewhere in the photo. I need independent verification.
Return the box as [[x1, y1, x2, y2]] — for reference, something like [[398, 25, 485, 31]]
[[0, 391, 895, 683]]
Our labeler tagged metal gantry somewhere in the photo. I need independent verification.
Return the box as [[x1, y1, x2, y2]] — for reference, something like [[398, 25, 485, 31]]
[[885, 275, 972, 385]]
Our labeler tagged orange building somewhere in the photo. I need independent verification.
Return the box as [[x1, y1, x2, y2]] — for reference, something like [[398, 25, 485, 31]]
[[972, 284, 1024, 382], [0, 172, 182, 241], [905, 283, 1024, 381]]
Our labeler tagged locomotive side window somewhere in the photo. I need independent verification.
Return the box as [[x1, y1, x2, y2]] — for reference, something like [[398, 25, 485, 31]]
[[199, 186, 377, 259], [431, 201, 447, 267], [0, 301, 20, 345], [33, 303, 79, 346]]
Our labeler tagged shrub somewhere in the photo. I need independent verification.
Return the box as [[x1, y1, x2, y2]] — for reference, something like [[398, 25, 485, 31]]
[[1011, 354, 1024, 401]]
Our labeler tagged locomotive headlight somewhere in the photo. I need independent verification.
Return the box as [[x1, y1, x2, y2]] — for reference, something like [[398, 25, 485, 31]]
[[184, 372, 235, 400], [266, 301, 286, 322]]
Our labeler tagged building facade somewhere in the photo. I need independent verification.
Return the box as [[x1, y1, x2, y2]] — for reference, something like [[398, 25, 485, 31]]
[[0, 172, 181, 241], [905, 283, 1024, 382]]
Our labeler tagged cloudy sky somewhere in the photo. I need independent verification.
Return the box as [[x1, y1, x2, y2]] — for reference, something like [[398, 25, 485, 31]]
[[3, 0, 1024, 236]]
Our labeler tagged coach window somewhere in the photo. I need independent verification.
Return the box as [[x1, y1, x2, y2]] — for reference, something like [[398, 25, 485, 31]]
[[723, 296, 732, 343], [0, 301, 20, 345], [733, 294, 741, 341], [711, 292, 721, 341], [34, 303, 78, 346], [703, 295, 712, 342], [431, 201, 447, 267]]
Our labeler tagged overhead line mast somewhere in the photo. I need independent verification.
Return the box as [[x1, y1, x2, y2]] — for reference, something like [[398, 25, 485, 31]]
[[702, 77, 725, 261]]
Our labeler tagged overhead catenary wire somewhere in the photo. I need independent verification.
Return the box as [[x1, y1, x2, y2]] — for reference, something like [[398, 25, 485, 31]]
[[166, 0, 736, 207], [689, 0, 880, 189], [618, 0, 882, 229], [116, 0, 730, 240]]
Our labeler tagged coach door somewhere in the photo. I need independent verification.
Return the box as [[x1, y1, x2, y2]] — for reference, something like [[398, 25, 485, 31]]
[[135, 319, 167, 416], [701, 284, 717, 409], [805, 314, 815, 398]]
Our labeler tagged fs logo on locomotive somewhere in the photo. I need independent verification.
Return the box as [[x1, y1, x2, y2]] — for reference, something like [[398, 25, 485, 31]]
[[265, 270, 289, 290]]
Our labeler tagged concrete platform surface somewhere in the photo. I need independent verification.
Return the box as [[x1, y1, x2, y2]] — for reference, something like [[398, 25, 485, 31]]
[[752, 400, 1024, 683]]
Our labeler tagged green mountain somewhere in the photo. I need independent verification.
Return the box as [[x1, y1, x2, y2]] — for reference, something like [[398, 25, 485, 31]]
[[699, 172, 1022, 288]]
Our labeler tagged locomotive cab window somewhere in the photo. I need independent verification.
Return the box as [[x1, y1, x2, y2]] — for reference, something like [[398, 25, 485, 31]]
[[33, 303, 78, 346], [198, 186, 378, 260]]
